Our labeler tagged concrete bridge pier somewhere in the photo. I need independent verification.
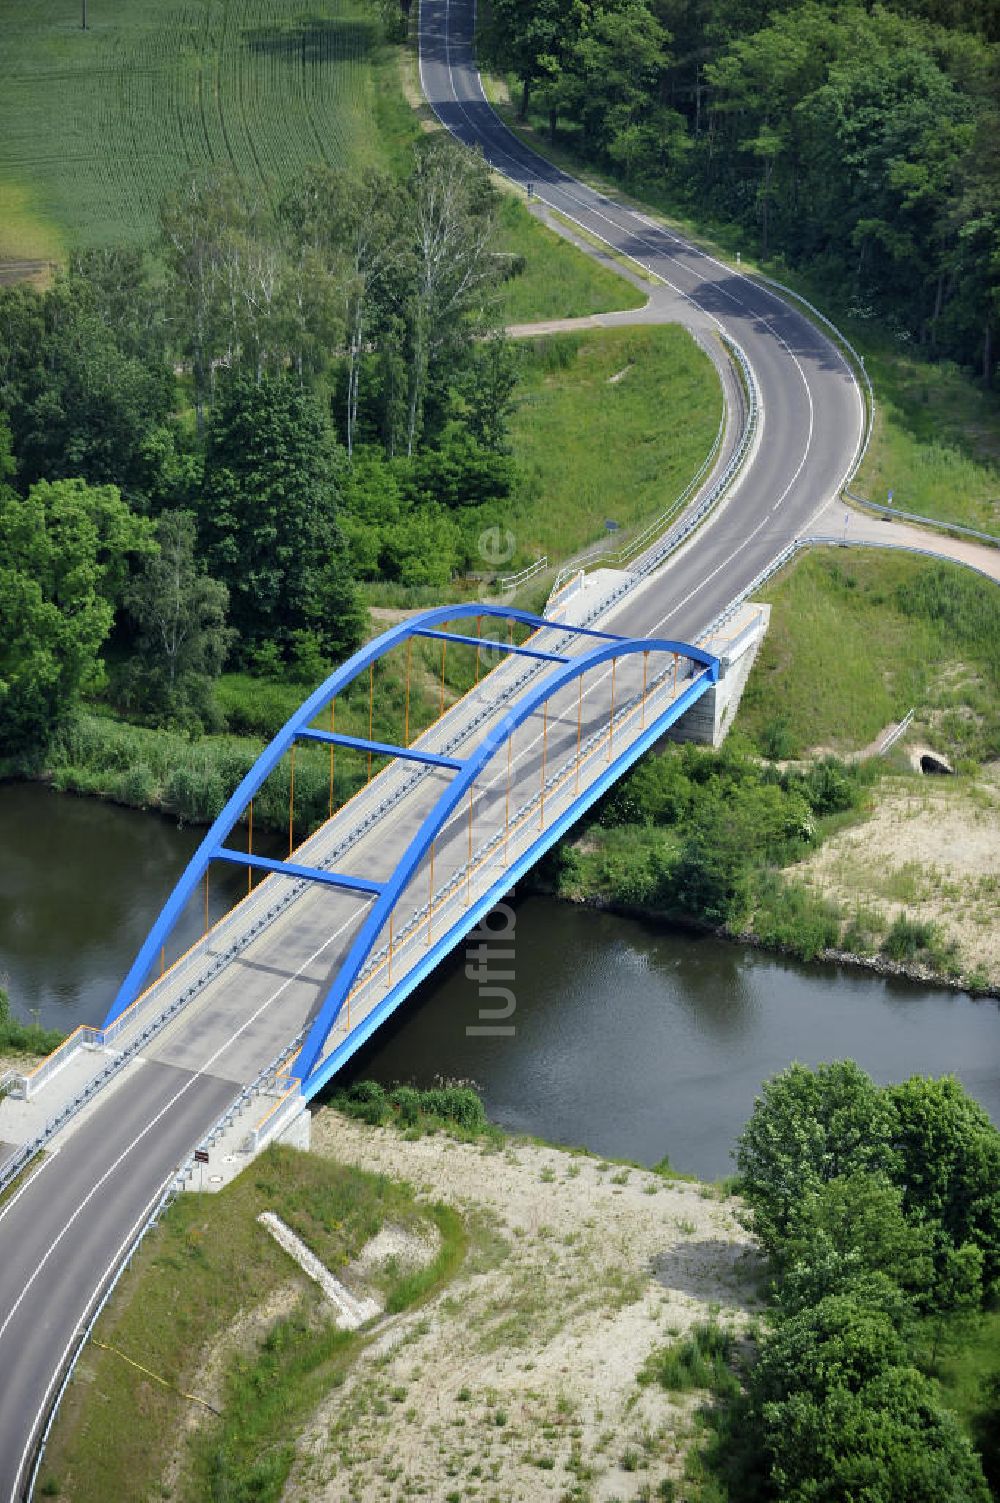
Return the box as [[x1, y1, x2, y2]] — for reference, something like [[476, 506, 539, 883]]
[[663, 602, 771, 747]]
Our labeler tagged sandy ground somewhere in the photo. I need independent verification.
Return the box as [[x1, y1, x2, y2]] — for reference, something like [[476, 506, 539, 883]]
[[283, 1111, 759, 1503], [793, 765, 1000, 986]]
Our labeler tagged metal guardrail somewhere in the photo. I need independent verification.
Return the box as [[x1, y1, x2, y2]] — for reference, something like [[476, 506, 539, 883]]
[[879, 710, 915, 755], [496, 555, 548, 593], [844, 490, 1000, 547]]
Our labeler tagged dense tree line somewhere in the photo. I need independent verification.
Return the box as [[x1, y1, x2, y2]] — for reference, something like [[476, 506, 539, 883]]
[[0, 141, 517, 754], [701, 1062, 1000, 1499], [486, 0, 1000, 378]]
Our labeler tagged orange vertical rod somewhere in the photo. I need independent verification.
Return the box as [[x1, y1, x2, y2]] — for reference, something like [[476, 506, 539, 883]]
[[504, 736, 512, 863], [540, 701, 548, 828], [427, 841, 436, 945], [575, 676, 583, 793], [328, 701, 336, 819], [608, 660, 617, 761], [439, 638, 446, 720], [247, 799, 254, 895], [368, 663, 374, 783], [160, 946, 165, 977], [288, 744, 296, 857], [404, 638, 412, 746], [672, 652, 678, 696], [641, 651, 649, 728]]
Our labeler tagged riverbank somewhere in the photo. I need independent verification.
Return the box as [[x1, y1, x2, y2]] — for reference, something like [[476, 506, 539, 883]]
[[549, 761, 1000, 997], [39, 1111, 757, 1501], [296, 1110, 758, 1501]]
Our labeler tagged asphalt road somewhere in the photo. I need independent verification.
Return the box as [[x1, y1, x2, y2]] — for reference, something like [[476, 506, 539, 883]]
[[420, 0, 864, 643], [0, 19, 864, 1497]]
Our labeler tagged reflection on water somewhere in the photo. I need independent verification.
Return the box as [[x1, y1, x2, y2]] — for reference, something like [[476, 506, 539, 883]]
[[345, 897, 1000, 1178], [0, 783, 245, 1028], [1, 783, 997, 1178]]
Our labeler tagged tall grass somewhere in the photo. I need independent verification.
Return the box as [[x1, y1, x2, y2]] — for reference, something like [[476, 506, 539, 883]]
[[507, 325, 722, 561], [0, 988, 64, 1058], [741, 552, 1000, 760], [495, 195, 645, 322]]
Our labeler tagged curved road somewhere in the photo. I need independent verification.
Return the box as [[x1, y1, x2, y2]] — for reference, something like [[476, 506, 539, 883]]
[[421, 0, 865, 644], [0, 17, 867, 1501]]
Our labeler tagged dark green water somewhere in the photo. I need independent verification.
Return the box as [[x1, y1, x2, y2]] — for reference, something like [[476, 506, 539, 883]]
[[2, 782, 997, 1178]]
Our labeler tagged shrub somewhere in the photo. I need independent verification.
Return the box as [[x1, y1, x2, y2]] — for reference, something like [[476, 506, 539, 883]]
[[752, 874, 841, 960], [881, 914, 939, 961], [641, 1322, 738, 1397]]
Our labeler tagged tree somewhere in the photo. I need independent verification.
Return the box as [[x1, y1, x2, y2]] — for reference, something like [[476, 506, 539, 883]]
[[887, 1074, 1000, 1302], [282, 166, 406, 456], [747, 1295, 990, 1502], [120, 511, 233, 729], [198, 376, 364, 661], [0, 470, 155, 756], [404, 140, 502, 456], [779, 1172, 935, 1301], [484, 0, 580, 119], [735, 1060, 900, 1254], [0, 276, 172, 499]]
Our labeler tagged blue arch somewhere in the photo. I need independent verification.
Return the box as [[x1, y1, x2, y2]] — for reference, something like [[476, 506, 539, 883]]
[[291, 633, 718, 1087], [104, 603, 628, 1029]]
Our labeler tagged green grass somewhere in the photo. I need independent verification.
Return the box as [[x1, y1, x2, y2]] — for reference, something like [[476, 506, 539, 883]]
[[0, 0, 419, 260], [928, 1309, 1000, 1497], [38, 1144, 464, 1503], [495, 194, 645, 323], [506, 325, 722, 561], [741, 550, 1000, 761], [640, 1322, 739, 1398], [854, 346, 1000, 534], [0, 987, 64, 1058]]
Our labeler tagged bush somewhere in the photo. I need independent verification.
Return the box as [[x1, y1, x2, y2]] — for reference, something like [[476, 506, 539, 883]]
[[335, 1080, 488, 1135], [881, 914, 939, 961], [641, 1322, 738, 1397], [752, 875, 841, 960]]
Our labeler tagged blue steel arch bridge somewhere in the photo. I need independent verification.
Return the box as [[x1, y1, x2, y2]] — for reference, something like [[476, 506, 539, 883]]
[[89, 600, 717, 1123]]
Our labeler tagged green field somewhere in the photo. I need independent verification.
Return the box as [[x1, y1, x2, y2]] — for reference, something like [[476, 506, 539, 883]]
[[506, 324, 722, 561], [0, 0, 419, 260]]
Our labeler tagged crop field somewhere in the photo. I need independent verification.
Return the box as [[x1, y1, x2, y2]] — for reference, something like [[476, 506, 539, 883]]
[[0, 0, 418, 261]]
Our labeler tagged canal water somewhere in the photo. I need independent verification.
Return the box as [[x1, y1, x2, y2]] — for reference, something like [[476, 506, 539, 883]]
[[2, 782, 998, 1178]]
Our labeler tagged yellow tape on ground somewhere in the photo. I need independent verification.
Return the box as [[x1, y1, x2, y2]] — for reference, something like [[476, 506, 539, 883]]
[[91, 1341, 220, 1414]]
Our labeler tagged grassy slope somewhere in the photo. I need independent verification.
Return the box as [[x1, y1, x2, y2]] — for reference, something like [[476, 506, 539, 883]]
[[495, 194, 645, 322], [38, 1145, 463, 1503], [0, 0, 420, 260], [481, 79, 1000, 537], [740, 550, 1000, 762], [506, 325, 722, 561]]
